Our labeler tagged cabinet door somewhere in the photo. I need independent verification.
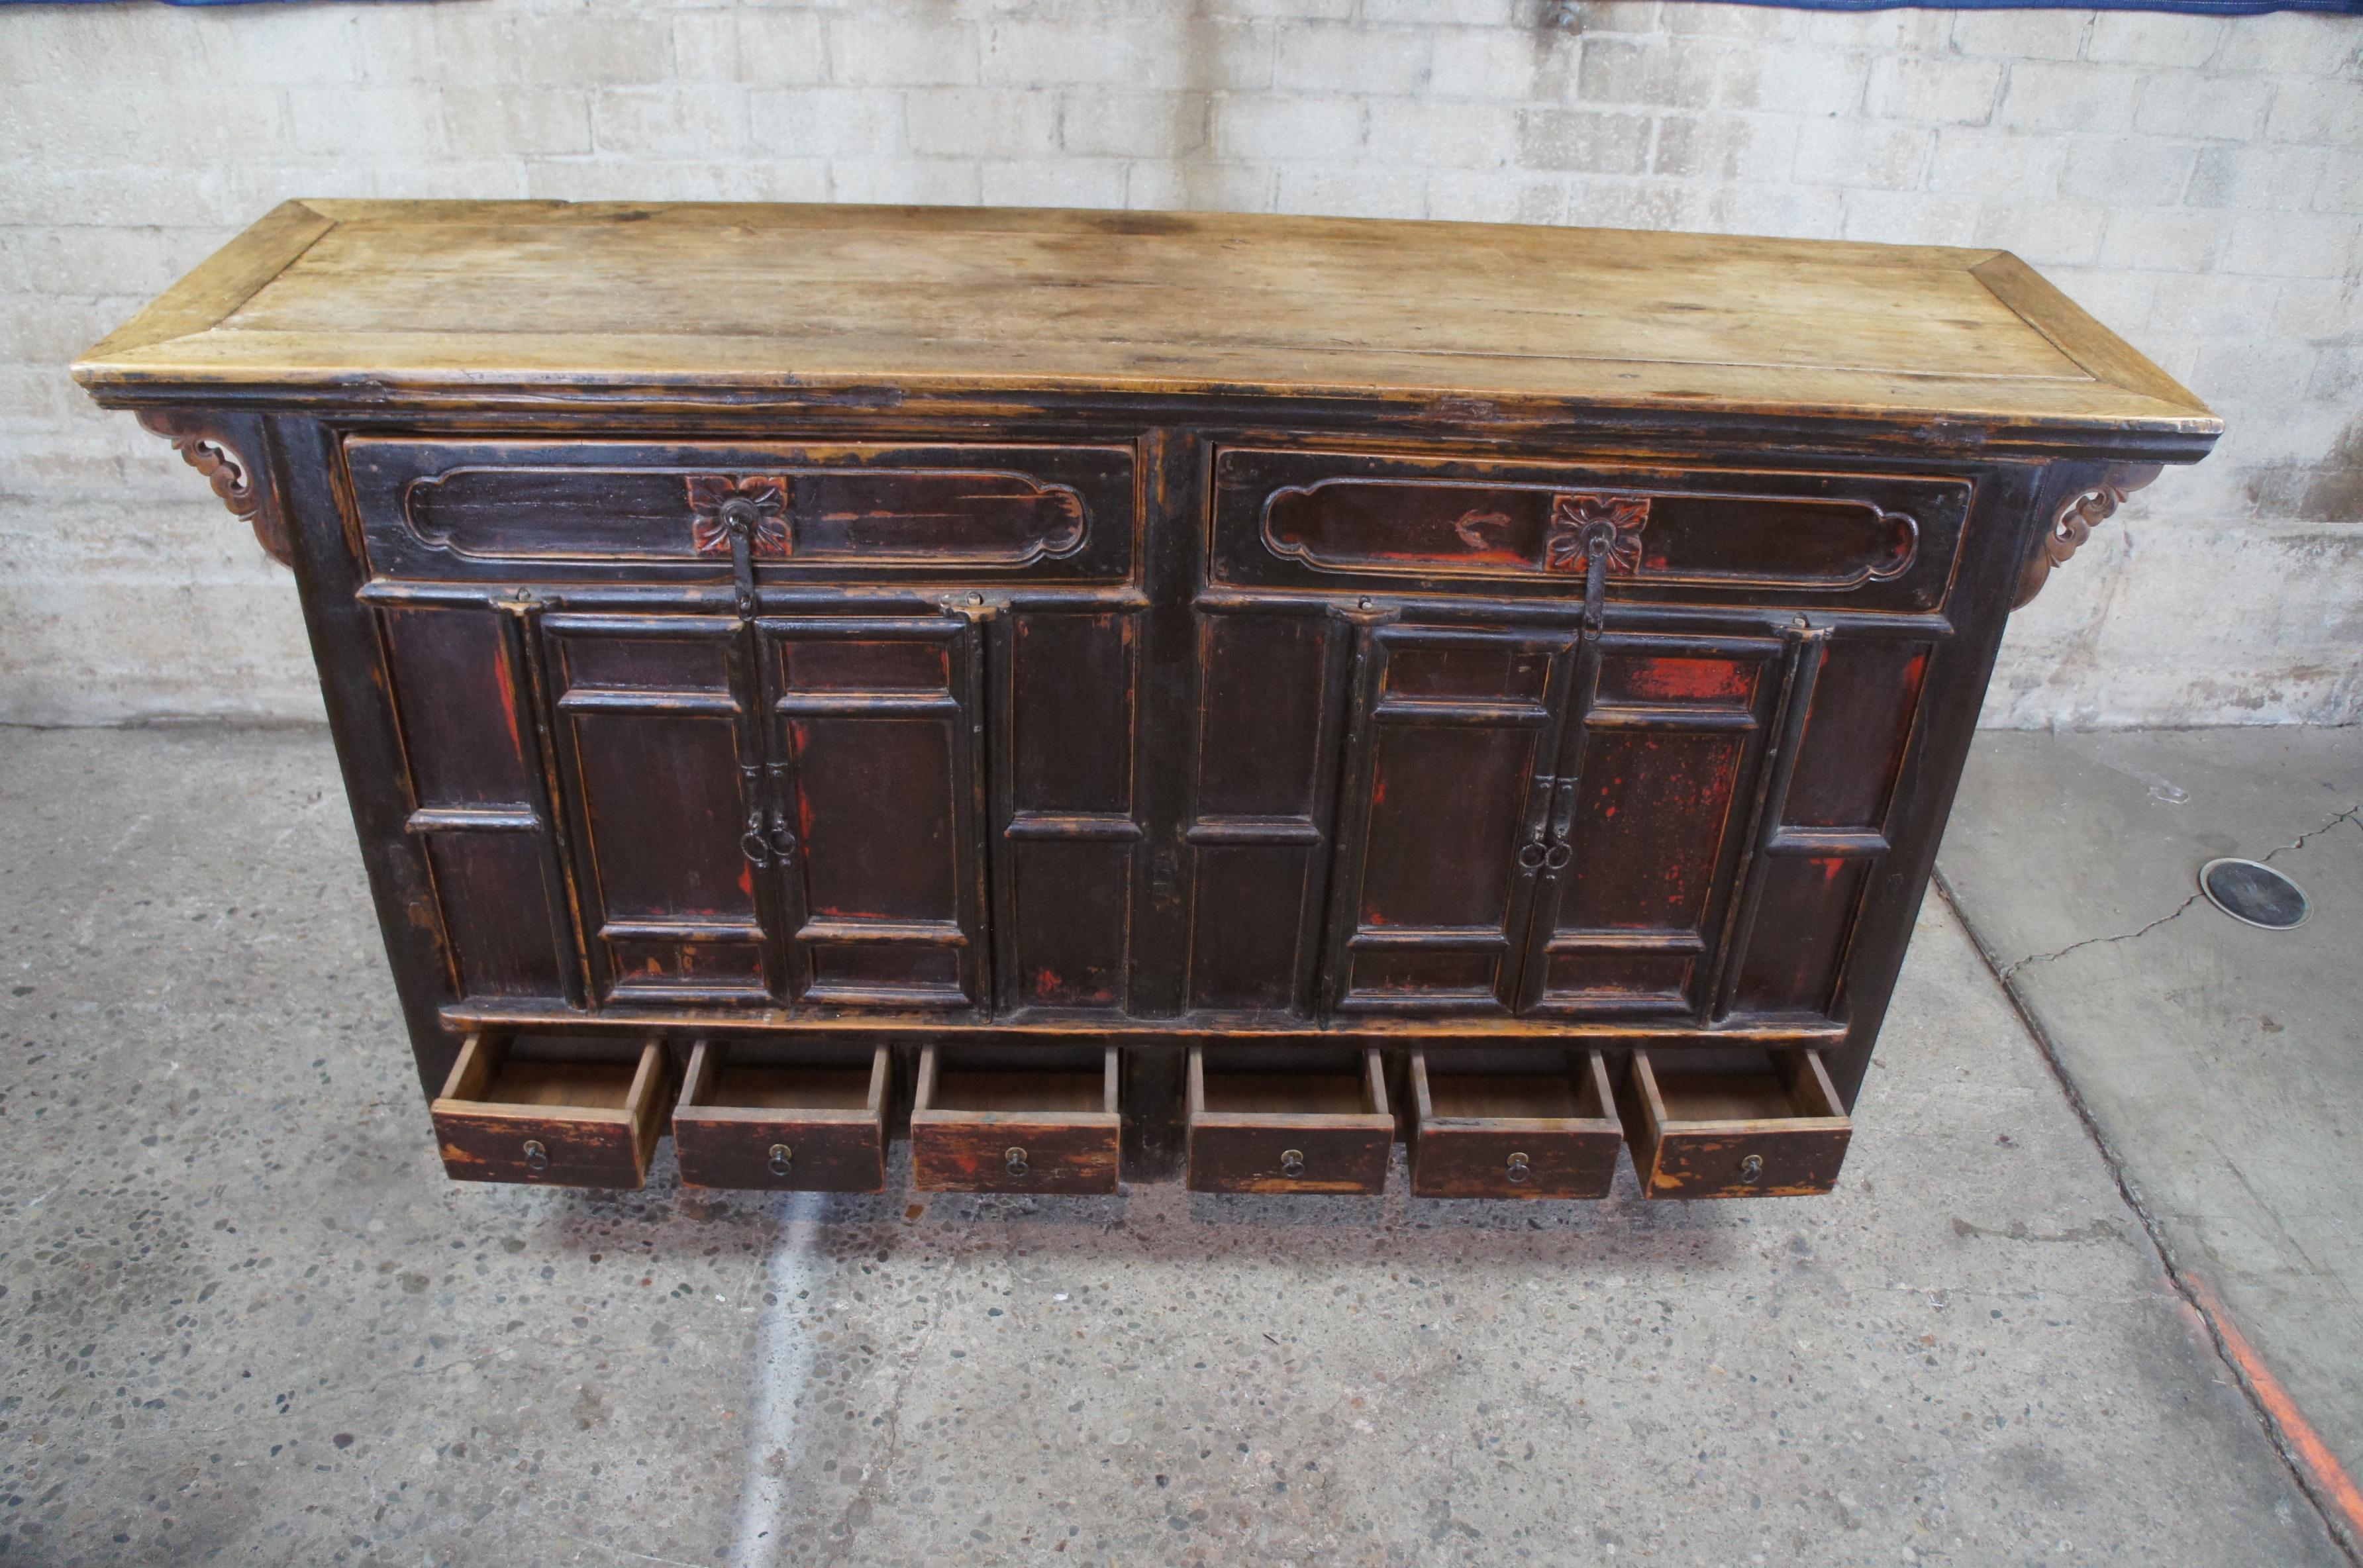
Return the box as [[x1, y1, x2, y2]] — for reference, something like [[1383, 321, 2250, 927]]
[[1516, 632, 1787, 1016], [1323, 622, 1579, 1014], [758, 615, 989, 1010], [544, 614, 783, 1006]]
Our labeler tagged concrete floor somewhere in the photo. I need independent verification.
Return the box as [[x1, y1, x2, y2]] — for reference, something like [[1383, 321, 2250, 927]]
[[0, 727, 2349, 1567], [1938, 726, 2363, 1551]]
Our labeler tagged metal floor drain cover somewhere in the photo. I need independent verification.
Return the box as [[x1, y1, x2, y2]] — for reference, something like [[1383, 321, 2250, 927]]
[[2198, 858, 2311, 930]]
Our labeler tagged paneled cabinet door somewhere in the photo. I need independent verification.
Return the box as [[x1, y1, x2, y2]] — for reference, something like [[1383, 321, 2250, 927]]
[[542, 613, 785, 1006], [756, 615, 991, 1010], [1323, 622, 1581, 1013], [1515, 631, 1787, 1017]]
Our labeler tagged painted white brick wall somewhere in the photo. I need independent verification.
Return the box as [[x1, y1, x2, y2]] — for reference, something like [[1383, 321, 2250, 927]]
[[1, 0, 2356, 726]]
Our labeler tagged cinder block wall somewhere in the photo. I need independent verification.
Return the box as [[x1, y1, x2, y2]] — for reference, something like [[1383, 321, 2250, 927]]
[[3, 1, 2356, 726]]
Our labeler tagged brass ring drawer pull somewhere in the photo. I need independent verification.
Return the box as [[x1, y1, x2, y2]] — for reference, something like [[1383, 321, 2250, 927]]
[[1506, 1152, 1531, 1184], [521, 1138, 548, 1173], [1005, 1146, 1029, 1177], [768, 1144, 793, 1177], [1280, 1149, 1305, 1178]]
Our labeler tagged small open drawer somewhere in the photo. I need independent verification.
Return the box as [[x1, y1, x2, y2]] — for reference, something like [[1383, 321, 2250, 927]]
[[672, 1038, 889, 1191], [1187, 1045, 1393, 1195], [1409, 1046, 1624, 1199], [1618, 1047, 1851, 1199], [430, 1032, 670, 1188], [910, 1043, 1121, 1194]]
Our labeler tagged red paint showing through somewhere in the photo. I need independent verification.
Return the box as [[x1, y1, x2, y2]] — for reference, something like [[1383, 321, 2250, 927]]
[[2182, 1269, 2363, 1544]]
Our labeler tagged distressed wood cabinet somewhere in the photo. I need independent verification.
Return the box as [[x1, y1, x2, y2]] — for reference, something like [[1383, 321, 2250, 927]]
[[77, 201, 2217, 1199]]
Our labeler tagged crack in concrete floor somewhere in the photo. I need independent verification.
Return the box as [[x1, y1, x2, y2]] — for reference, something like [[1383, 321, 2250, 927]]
[[1995, 801, 2362, 979]]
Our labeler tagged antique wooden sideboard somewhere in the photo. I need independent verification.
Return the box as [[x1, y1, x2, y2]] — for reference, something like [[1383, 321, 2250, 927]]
[[76, 201, 2217, 1200]]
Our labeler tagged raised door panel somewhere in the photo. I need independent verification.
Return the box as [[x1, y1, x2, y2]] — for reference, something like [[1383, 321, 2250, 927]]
[[1722, 636, 1933, 1021], [1324, 623, 1578, 1014], [545, 614, 779, 1006], [993, 611, 1140, 1012], [377, 604, 578, 1006], [1184, 609, 1346, 1014], [762, 616, 987, 1010], [1520, 633, 1785, 1017]]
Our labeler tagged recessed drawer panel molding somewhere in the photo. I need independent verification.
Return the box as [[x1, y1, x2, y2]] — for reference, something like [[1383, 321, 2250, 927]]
[[348, 439, 1136, 583], [1214, 448, 1970, 611]]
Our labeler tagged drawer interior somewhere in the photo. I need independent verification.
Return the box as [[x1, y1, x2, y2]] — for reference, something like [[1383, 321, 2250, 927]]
[[1418, 1046, 1610, 1122], [707, 1065, 873, 1109], [1194, 1045, 1387, 1119], [1646, 1049, 1843, 1126], [678, 1038, 886, 1114], [932, 1069, 1107, 1114], [442, 1032, 658, 1112], [916, 1042, 1119, 1118]]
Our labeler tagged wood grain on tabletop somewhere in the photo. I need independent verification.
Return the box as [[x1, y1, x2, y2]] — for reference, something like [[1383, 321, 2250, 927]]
[[73, 200, 2217, 434]]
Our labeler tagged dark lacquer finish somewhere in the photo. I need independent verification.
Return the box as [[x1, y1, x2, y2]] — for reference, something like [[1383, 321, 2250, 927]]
[[1616, 1046, 1852, 1198], [672, 1038, 889, 1191], [1185, 1045, 1394, 1195], [910, 1042, 1122, 1195], [430, 1033, 671, 1188], [75, 203, 2221, 1199], [1409, 1046, 1625, 1200]]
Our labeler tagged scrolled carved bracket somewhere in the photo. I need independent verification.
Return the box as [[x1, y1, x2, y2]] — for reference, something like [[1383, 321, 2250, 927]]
[[2013, 462, 2162, 609], [136, 410, 292, 567]]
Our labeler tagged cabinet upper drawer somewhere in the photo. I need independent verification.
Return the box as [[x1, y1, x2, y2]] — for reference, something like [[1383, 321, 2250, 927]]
[[1213, 448, 1970, 612], [346, 438, 1136, 584]]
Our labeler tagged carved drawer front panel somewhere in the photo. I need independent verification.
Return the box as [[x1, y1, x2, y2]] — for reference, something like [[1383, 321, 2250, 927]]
[[1615, 1047, 1851, 1199], [544, 613, 783, 1007], [346, 439, 1136, 585], [1213, 448, 1969, 611], [911, 1043, 1121, 1194], [1519, 632, 1787, 1018], [1324, 623, 1582, 1014], [759, 616, 991, 1011], [1187, 1046, 1394, 1195], [377, 604, 580, 1006], [672, 1038, 889, 1192], [430, 1034, 672, 1189], [1408, 1047, 1625, 1200]]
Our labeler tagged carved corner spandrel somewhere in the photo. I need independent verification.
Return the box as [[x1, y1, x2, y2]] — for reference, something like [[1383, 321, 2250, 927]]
[[2013, 462, 2164, 610], [135, 410, 292, 568]]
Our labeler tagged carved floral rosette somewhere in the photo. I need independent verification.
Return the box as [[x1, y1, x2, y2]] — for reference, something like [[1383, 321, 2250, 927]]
[[1545, 493, 1650, 575], [686, 475, 793, 558]]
